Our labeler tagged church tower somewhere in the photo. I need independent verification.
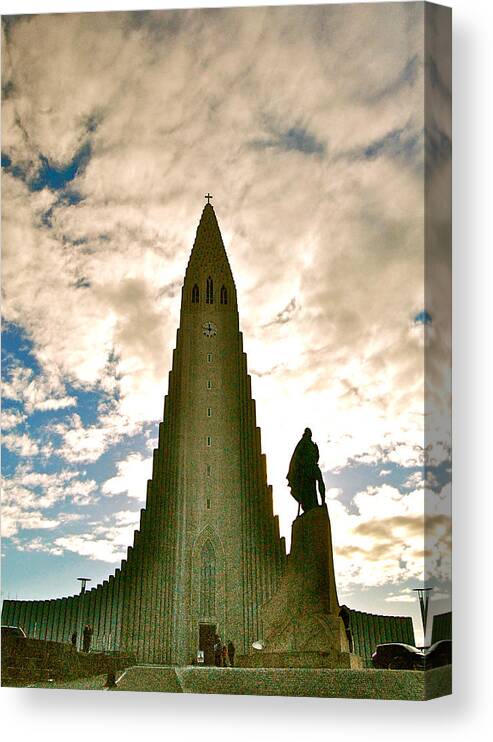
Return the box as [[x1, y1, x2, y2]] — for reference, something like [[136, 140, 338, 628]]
[[118, 200, 286, 664]]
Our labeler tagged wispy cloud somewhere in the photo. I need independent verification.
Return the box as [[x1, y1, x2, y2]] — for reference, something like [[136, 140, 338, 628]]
[[2, 365, 77, 413], [1, 466, 98, 538], [54, 510, 140, 563], [364, 55, 419, 104], [1, 408, 26, 431]]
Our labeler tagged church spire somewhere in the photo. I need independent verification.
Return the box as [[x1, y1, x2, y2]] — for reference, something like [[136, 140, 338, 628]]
[[182, 200, 237, 316], [185, 201, 233, 278]]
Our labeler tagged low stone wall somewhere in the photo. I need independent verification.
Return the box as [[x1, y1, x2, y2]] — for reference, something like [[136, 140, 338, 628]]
[[1, 636, 134, 687], [237, 651, 362, 669], [112, 665, 452, 701]]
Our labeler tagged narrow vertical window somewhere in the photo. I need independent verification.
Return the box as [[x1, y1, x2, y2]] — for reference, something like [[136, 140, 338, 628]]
[[206, 436, 212, 447], [220, 285, 228, 305], [206, 498, 211, 510], [192, 284, 199, 303], [206, 276, 214, 304], [207, 465, 212, 476], [207, 353, 212, 363], [207, 407, 212, 417], [207, 379, 212, 389]]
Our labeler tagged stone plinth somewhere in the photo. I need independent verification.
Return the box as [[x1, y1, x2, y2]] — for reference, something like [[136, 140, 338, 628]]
[[241, 505, 362, 669]]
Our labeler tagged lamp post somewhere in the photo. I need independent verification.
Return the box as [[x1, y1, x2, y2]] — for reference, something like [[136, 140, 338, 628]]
[[76, 577, 91, 652], [413, 587, 433, 647]]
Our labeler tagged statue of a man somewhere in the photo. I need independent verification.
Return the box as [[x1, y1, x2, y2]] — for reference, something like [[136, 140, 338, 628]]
[[287, 428, 326, 513]]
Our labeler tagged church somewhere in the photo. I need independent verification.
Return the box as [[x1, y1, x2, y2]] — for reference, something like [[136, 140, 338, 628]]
[[116, 199, 287, 664], [1, 201, 415, 667]]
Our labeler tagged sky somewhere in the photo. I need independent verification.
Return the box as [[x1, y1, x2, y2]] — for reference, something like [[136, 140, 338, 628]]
[[1, 2, 451, 644]]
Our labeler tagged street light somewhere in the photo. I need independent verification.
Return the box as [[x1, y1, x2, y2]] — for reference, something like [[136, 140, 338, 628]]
[[413, 587, 433, 647], [76, 577, 91, 652]]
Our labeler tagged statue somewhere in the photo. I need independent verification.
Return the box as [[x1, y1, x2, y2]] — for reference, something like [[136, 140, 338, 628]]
[[287, 428, 326, 513]]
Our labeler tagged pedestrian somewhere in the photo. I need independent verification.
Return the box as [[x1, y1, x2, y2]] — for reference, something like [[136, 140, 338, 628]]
[[105, 670, 117, 688], [71, 631, 77, 648], [82, 624, 93, 653], [227, 640, 235, 668], [221, 642, 228, 667], [214, 635, 222, 667]]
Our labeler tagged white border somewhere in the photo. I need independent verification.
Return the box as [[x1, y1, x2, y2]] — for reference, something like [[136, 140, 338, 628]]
[[1, 0, 492, 740]]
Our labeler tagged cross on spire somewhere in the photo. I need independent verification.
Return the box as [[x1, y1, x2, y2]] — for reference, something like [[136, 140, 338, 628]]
[[205, 193, 213, 204]]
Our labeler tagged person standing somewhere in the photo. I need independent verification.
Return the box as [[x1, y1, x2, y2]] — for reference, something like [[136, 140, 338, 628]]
[[227, 640, 235, 668], [82, 624, 93, 653], [214, 635, 222, 667], [221, 642, 228, 667]]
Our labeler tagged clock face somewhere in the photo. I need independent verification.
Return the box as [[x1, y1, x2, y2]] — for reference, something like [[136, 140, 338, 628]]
[[202, 321, 217, 337]]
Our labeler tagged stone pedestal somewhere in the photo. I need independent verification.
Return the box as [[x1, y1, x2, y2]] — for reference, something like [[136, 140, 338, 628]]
[[239, 505, 362, 669]]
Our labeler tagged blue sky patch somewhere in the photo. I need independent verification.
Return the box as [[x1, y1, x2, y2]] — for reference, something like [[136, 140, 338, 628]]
[[1, 152, 26, 180], [360, 126, 421, 163], [251, 124, 326, 157], [31, 142, 91, 192], [414, 309, 432, 325], [2, 143, 90, 205]]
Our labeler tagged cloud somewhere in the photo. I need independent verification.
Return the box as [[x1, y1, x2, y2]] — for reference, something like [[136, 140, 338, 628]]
[[1, 508, 60, 539], [54, 510, 140, 563], [2, 364, 76, 413], [329, 483, 451, 589], [402, 469, 440, 491], [2, 431, 40, 457], [53, 534, 120, 563], [364, 55, 419, 104], [1, 466, 97, 537], [102, 452, 153, 501], [1, 408, 26, 431], [11, 536, 64, 557], [385, 589, 416, 604], [263, 297, 298, 328], [51, 410, 141, 463], [325, 487, 343, 500]]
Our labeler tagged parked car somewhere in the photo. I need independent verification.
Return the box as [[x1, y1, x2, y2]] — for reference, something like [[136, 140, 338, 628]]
[[424, 639, 452, 668], [1, 625, 27, 639], [372, 642, 425, 670], [372, 640, 452, 670]]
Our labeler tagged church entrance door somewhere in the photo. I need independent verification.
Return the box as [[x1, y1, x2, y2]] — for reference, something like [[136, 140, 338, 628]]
[[199, 623, 216, 666]]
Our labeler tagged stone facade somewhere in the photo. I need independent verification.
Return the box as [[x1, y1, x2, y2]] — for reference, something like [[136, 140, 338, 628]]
[[117, 203, 286, 663]]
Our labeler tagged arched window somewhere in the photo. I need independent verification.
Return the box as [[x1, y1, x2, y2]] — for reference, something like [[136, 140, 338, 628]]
[[206, 276, 214, 304], [220, 285, 228, 305], [200, 541, 216, 618], [192, 284, 199, 304]]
